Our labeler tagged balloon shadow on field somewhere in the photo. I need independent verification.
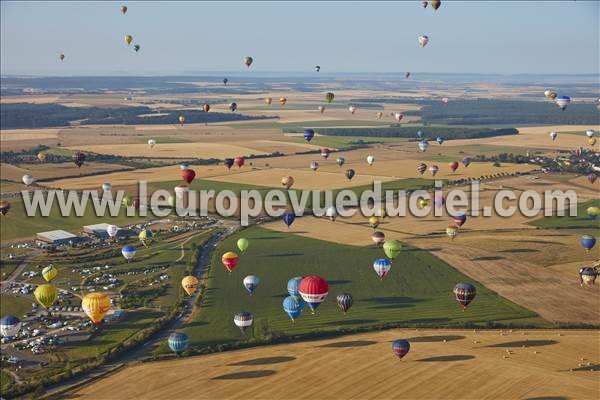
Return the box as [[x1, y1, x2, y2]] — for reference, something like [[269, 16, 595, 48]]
[[471, 256, 505, 261], [486, 340, 558, 348], [416, 355, 475, 362], [322, 319, 377, 326], [498, 248, 539, 253], [524, 397, 569, 400], [254, 236, 284, 240], [405, 335, 465, 343], [318, 340, 377, 348], [365, 296, 423, 309], [228, 356, 295, 366], [212, 370, 276, 380], [261, 253, 304, 257], [329, 280, 352, 286]]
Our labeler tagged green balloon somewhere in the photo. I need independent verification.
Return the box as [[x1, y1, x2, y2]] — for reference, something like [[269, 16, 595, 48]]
[[122, 195, 134, 207], [383, 240, 402, 260], [237, 238, 249, 253], [168, 196, 176, 208]]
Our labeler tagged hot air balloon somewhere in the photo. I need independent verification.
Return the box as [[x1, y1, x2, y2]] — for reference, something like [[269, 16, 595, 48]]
[[392, 339, 410, 360], [283, 212, 295, 228], [121, 245, 136, 262], [179, 162, 189, 171], [418, 198, 429, 209], [367, 155, 375, 165], [38, 152, 46, 162], [394, 113, 403, 122], [434, 195, 445, 209], [449, 161, 459, 173], [59, 53, 65, 61], [315, 65, 321, 72], [202, 104, 210, 113], [377, 208, 387, 219], [586, 206, 600, 220], [125, 35, 133, 45], [265, 97, 273, 105], [82, 292, 111, 325], [376, 111, 384, 120], [0, 316, 21, 338], [234, 156, 245, 168], [133, 44, 140, 52], [429, 165, 439, 176], [416, 163, 427, 175], [34, 284, 57, 309], [383, 240, 402, 260], [418, 35, 429, 47], [580, 235, 596, 253], [233, 311, 253, 333], [178, 115, 185, 125], [229, 102, 238, 112], [106, 224, 119, 238], [550, 131, 557, 141], [417, 130, 424, 139], [373, 258, 392, 280], [462, 157, 471, 168], [279, 97, 287, 105], [431, 0, 441, 10], [101, 183, 112, 193], [441, 97, 449, 105], [436, 136, 444, 145], [371, 231, 385, 247], [181, 169, 196, 184], [223, 78, 228, 85], [281, 176, 295, 190], [174, 184, 188, 199], [336, 293, 353, 314], [555, 96, 571, 110], [133, 199, 140, 210], [544, 89, 552, 99], [418, 141, 429, 152], [287, 276, 303, 297], [405, 72, 410, 79], [345, 169, 356, 181], [585, 129, 595, 138], [243, 275, 259, 295], [453, 282, 476, 310], [22, 175, 35, 186], [446, 224, 459, 240], [243, 57, 253, 68], [224, 158, 235, 170], [304, 129, 315, 142], [42, 265, 57, 282], [222, 251, 240, 273], [168, 332, 189, 355], [589, 138, 597, 146], [181, 276, 199, 296], [326, 92, 335, 103], [121, 5, 128, 14], [138, 229, 154, 247], [0, 201, 10, 216], [453, 214, 467, 227], [321, 148, 331, 159], [349, 105, 357, 114], [237, 238, 249, 253], [318, 105, 325, 113], [72, 151, 85, 168], [421, 1, 428, 8], [310, 161, 319, 171], [579, 267, 598, 287], [299, 275, 329, 313], [122, 195, 134, 208], [369, 216, 381, 229], [325, 205, 338, 222], [336, 157, 345, 167], [283, 295, 304, 321]]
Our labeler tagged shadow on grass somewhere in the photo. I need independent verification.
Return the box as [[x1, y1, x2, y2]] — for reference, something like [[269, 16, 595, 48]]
[[212, 370, 276, 380], [365, 296, 423, 310], [486, 340, 558, 348], [261, 253, 304, 257], [416, 355, 475, 362], [322, 319, 377, 326], [254, 236, 284, 240], [318, 340, 377, 348], [405, 335, 465, 343], [228, 356, 295, 366], [329, 280, 352, 286]]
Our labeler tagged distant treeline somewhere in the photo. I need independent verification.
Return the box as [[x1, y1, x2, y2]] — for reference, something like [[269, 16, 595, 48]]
[[286, 126, 518, 139], [350, 98, 599, 125], [0, 103, 275, 129]]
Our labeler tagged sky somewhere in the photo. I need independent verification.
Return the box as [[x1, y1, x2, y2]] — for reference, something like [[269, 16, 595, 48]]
[[1, 1, 599, 76]]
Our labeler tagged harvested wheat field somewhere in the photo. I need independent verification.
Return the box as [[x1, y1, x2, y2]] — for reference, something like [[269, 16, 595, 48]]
[[71, 329, 600, 400], [0, 162, 129, 182]]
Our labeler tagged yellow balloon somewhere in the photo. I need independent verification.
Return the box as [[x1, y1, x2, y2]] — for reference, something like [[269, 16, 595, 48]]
[[34, 284, 57, 309], [369, 216, 381, 228], [377, 208, 386, 219], [178, 115, 185, 125], [42, 265, 57, 282], [419, 199, 429, 209], [38, 152, 46, 162], [125, 35, 133, 45], [181, 276, 199, 296], [82, 292, 111, 325]]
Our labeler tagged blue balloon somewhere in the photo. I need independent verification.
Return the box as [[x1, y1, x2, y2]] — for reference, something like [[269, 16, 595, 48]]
[[168, 332, 189, 354], [304, 129, 315, 142], [287, 276, 303, 296], [417, 130, 423, 138], [580, 235, 596, 252], [283, 295, 304, 321], [121, 245, 137, 261], [436, 136, 444, 145], [283, 213, 295, 227]]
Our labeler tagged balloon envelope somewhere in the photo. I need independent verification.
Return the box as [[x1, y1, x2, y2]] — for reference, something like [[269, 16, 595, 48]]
[[181, 276, 199, 296], [168, 332, 189, 354], [34, 284, 57, 309], [42, 265, 57, 282], [383, 240, 402, 260], [0, 316, 21, 338], [392, 339, 410, 359], [287, 276, 303, 297], [283, 295, 304, 320], [82, 292, 111, 325], [299, 275, 329, 312], [243, 275, 260, 295]]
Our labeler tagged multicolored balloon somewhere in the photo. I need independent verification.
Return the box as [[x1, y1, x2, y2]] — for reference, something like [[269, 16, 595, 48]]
[[336, 293, 353, 314], [243, 56, 253, 68], [0, 316, 21, 338], [462, 157, 471, 168], [418, 35, 429, 47], [453, 283, 476, 310], [449, 161, 459, 172], [580, 235, 596, 253], [181, 276, 199, 296], [392, 339, 410, 360], [373, 258, 392, 280], [299, 275, 329, 313], [579, 267, 598, 287], [429, 165, 439, 176], [281, 176, 295, 190], [82, 292, 111, 325], [555, 96, 571, 110], [446, 224, 459, 240], [550, 131, 557, 141], [138, 229, 154, 247], [310, 161, 319, 171], [345, 169, 356, 181], [287, 276, 303, 297], [369, 216, 381, 229], [121, 245, 136, 262], [326, 92, 335, 103], [304, 129, 315, 142], [0, 201, 10, 216], [321, 148, 331, 159], [417, 163, 427, 175], [168, 332, 189, 355], [233, 311, 253, 333], [436, 136, 444, 145], [453, 214, 467, 227], [243, 275, 260, 295], [371, 231, 385, 247], [234, 156, 245, 168], [42, 265, 57, 282], [336, 157, 345, 167], [418, 141, 429, 152], [222, 251, 240, 273]]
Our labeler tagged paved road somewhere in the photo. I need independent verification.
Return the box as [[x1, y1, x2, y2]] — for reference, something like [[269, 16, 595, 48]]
[[0, 251, 40, 293]]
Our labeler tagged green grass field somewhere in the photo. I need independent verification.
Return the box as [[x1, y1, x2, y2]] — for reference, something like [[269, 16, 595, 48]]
[[0, 371, 15, 393], [528, 199, 600, 236], [225, 119, 391, 130], [172, 227, 545, 351], [0, 294, 33, 318]]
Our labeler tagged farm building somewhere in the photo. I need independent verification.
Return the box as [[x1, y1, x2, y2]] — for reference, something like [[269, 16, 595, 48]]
[[82, 223, 135, 239], [36, 230, 82, 246]]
